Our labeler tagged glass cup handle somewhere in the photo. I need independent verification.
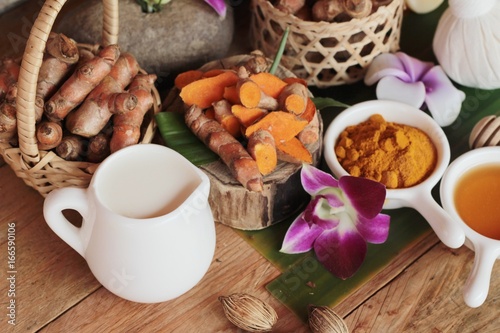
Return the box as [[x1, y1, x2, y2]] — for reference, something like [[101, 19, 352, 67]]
[[43, 187, 89, 257], [463, 243, 497, 308], [413, 193, 466, 249]]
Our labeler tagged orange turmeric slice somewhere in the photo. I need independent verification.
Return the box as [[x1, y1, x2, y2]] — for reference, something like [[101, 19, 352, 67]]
[[231, 104, 267, 128], [250, 72, 288, 99], [245, 111, 308, 143], [179, 70, 239, 109], [276, 137, 313, 164]]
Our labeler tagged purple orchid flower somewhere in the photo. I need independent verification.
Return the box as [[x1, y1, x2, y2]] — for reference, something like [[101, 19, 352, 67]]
[[280, 164, 390, 280], [139, 0, 226, 17], [364, 52, 465, 127], [204, 0, 227, 18]]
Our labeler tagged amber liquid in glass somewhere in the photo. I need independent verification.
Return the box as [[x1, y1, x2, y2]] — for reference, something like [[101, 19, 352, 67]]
[[454, 164, 500, 240]]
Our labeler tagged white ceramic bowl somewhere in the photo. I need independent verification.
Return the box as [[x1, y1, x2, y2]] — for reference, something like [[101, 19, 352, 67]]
[[440, 146, 500, 308], [324, 100, 465, 249]]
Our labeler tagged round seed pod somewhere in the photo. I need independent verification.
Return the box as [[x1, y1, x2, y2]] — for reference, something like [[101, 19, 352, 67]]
[[218, 293, 278, 332], [308, 305, 349, 333]]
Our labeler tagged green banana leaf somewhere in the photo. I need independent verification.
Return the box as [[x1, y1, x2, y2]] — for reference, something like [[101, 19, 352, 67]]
[[236, 2, 500, 321]]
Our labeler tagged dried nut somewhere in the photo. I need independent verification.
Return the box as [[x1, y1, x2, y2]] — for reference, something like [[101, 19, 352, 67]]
[[218, 293, 278, 332], [308, 305, 349, 333], [469, 115, 500, 149]]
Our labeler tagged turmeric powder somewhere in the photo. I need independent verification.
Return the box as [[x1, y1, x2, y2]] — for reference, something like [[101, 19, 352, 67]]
[[335, 114, 437, 189]]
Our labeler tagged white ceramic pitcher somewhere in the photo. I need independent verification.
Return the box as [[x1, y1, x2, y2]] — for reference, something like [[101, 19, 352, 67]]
[[43, 144, 216, 303]]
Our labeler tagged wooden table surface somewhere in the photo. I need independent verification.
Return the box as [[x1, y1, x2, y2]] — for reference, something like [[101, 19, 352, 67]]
[[1, 1, 500, 332]]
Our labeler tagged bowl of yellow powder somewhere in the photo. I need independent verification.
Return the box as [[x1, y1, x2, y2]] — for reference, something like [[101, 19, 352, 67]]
[[324, 100, 465, 249]]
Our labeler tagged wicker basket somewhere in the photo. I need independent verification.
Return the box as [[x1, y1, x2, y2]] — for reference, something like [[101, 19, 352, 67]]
[[250, 0, 404, 87], [0, 0, 161, 197]]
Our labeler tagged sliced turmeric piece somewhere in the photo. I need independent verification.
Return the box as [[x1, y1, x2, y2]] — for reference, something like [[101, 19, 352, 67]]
[[283, 77, 308, 87], [299, 97, 317, 123], [174, 70, 204, 90], [247, 129, 277, 175], [245, 111, 308, 144], [231, 104, 267, 128], [278, 82, 308, 116], [202, 68, 227, 78], [276, 137, 313, 164], [213, 99, 241, 138], [223, 85, 240, 105], [249, 72, 288, 99], [179, 70, 239, 109], [238, 79, 278, 110]]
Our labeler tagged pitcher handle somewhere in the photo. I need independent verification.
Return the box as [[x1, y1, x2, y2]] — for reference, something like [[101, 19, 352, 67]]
[[43, 187, 90, 257]]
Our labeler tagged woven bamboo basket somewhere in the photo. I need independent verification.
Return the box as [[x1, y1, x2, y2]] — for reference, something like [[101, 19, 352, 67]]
[[0, 0, 161, 197], [250, 0, 404, 87]]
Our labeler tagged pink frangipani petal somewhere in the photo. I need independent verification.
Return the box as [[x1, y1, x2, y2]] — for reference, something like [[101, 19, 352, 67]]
[[421, 66, 465, 127], [356, 213, 391, 244], [301, 163, 339, 196], [376, 76, 426, 108], [395, 52, 434, 82], [339, 176, 386, 219], [314, 227, 367, 280], [364, 53, 411, 85]]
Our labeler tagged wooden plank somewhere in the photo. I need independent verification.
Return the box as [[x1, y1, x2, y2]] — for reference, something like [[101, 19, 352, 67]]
[[345, 243, 500, 332], [0, 165, 101, 331], [333, 231, 439, 318], [38, 222, 308, 332]]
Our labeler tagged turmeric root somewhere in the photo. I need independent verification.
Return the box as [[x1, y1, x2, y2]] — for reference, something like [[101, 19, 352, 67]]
[[87, 132, 111, 163], [341, 0, 372, 18], [56, 135, 87, 161], [213, 99, 241, 138], [36, 120, 63, 150], [223, 85, 240, 105], [65, 53, 141, 138], [231, 104, 268, 128], [238, 79, 279, 110], [0, 83, 17, 142], [107, 52, 141, 89], [174, 70, 204, 90], [44, 44, 121, 121], [179, 70, 239, 109], [247, 129, 277, 175], [0, 58, 20, 101], [278, 82, 308, 116], [65, 77, 138, 138], [274, 0, 306, 14], [249, 72, 288, 99], [185, 104, 263, 192], [245, 111, 308, 144], [276, 137, 313, 164], [312, 0, 343, 22], [109, 74, 157, 153], [239, 50, 269, 74], [299, 97, 317, 123], [297, 112, 320, 144], [36, 33, 79, 101]]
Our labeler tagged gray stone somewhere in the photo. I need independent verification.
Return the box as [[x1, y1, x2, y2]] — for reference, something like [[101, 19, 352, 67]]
[[0, 0, 27, 14], [55, 0, 234, 76]]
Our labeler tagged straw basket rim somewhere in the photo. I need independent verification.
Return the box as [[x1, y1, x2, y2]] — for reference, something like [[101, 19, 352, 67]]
[[0, 0, 161, 197], [250, 0, 404, 87]]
